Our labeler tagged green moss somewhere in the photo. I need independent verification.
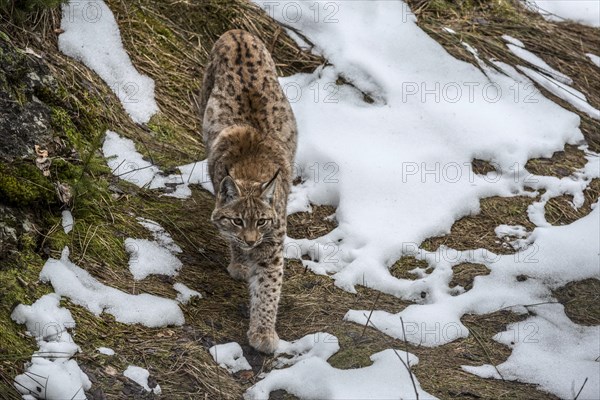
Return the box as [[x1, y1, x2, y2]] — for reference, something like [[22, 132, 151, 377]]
[[328, 346, 374, 369], [0, 163, 56, 206], [51, 106, 82, 148], [1, 0, 65, 24], [148, 114, 184, 143], [134, 9, 175, 41]]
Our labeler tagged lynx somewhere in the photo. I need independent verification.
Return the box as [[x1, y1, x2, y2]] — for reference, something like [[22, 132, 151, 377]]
[[198, 30, 297, 353]]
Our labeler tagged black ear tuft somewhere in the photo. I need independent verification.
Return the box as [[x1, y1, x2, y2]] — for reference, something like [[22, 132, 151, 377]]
[[218, 176, 240, 205], [260, 169, 280, 205]]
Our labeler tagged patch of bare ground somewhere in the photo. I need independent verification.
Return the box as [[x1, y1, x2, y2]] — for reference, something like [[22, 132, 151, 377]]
[[390, 256, 430, 280], [286, 205, 337, 240], [554, 279, 600, 326], [450, 262, 490, 292], [421, 195, 536, 254], [544, 178, 600, 226], [525, 144, 589, 178]]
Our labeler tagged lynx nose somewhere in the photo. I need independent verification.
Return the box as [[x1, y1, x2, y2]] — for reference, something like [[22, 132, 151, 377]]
[[243, 231, 259, 247]]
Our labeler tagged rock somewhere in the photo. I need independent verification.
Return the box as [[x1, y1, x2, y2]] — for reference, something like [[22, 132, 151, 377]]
[[0, 34, 56, 162], [0, 205, 33, 268]]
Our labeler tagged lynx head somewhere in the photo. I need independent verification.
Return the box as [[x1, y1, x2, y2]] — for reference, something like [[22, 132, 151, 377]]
[[211, 171, 279, 250]]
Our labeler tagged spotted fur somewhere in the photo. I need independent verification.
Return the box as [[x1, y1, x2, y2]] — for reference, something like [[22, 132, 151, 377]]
[[199, 30, 297, 353]]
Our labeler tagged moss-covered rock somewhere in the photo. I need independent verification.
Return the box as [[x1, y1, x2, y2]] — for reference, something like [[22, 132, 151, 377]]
[[0, 162, 56, 206], [0, 35, 56, 162]]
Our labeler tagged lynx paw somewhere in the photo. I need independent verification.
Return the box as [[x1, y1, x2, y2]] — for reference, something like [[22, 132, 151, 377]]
[[248, 327, 279, 354], [227, 263, 249, 281]]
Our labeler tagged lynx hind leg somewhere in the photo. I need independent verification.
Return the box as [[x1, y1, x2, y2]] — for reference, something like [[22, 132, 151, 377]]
[[227, 263, 250, 281], [247, 260, 283, 353]]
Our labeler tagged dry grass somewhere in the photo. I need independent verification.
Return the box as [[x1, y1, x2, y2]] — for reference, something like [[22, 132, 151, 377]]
[[545, 178, 600, 225], [422, 195, 536, 254], [287, 205, 337, 240], [390, 256, 430, 281], [554, 279, 600, 326], [2, 0, 599, 399], [450, 262, 490, 292], [525, 144, 589, 178]]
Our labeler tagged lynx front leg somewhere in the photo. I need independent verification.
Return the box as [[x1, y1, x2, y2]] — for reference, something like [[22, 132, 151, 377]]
[[228, 244, 250, 281], [247, 258, 283, 353]]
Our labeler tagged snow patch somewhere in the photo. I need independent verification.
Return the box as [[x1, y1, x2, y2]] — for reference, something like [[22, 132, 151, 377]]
[[136, 217, 182, 253], [58, 0, 158, 123], [40, 247, 184, 327], [245, 333, 435, 400], [518, 66, 599, 120], [275, 332, 340, 367], [61, 210, 74, 234], [97, 347, 115, 356], [494, 224, 531, 250], [504, 41, 572, 84], [103, 130, 214, 197], [209, 342, 252, 373], [125, 238, 182, 280], [123, 365, 161, 394], [345, 202, 599, 341], [11, 294, 91, 399], [125, 218, 183, 280], [501, 34, 524, 48], [524, 1, 600, 27], [463, 304, 599, 399], [257, 0, 583, 297], [586, 53, 600, 68], [173, 282, 202, 304]]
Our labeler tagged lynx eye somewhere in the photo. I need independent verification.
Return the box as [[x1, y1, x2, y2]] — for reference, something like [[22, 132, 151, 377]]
[[257, 218, 267, 226], [231, 218, 244, 227]]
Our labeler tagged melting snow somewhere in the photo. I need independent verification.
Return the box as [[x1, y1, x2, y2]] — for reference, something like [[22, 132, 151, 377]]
[[97, 347, 115, 356], [494, 224, 530, 250], [58, 0, 158, 123], [260, 0, 583, 296], [123, 365, 162, 394], [125, 238, 182, 280], [173, 282, 202, 304], [524, 0, 600, 28], [209, 342, 252, 373], [125, 218, 183, 280], [136, 218, 182, 253], [40, 247, 184, 327], [502, 37, 572, 84], [11, 294, 91, 399], [253, 0, 599, 397], [245, 333, 435, 400], [462, 304, 599, 399], [501, 34, 524, 47], [587, 53, 600, 68], [345, 203, 599, 338], [61, 210, 74, 234], [275, 332, 340, 367], [516, 66, 599, 120], [103, 130, 214, 197]]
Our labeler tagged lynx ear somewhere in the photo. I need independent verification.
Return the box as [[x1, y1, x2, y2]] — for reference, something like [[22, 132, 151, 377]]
[[260, 170, 280, 205], [217, 175, 240, 205]]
